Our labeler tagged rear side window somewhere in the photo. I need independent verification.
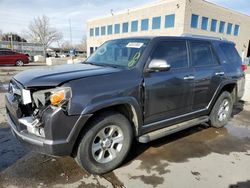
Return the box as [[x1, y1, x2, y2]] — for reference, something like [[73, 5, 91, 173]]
[[220, 43, 241, 64], [151, 41, 188, 69], [190, 41, 216, 66]]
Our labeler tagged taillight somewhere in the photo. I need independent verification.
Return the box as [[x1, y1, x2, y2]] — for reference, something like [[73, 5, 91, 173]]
[[241, 64, 247, 71]]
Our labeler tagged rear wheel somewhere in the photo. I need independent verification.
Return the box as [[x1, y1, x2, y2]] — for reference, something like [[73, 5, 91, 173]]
[[210, 91, 233, 128], [16, 60, 24, 66], [75, 112, 133, 174]]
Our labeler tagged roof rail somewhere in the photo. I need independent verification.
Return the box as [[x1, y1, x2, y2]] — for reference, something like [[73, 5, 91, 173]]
[[181, 33, 228, 41]]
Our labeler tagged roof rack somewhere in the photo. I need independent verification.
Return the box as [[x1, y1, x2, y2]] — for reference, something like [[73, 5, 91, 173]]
[[181, 34, 228, 41]]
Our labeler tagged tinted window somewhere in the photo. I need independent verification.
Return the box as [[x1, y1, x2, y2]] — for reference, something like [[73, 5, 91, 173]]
[[165, 14, 175, 28], [234, 25, 240, 36], [131, 20, 138, 32], [90, 28, 94, 37], [219, 21, 225, 33], [227, 23, 232, 35], [101, 26, 106, 35], [107, 25, 112, 35], [151, 41, 188, 69], [141, 19, 149, 31], [95, 27, 99, 36], [114, 24, 120, 34], [122, 22, 128, 33], [190, 41, 215, 66], [152, 16, 161, 29], [191, 14, 199, 28], [210, 19, 217, 32], [201, 17, 208, 30], [4, 51, 15, 55], [220, 43, 241, 64]]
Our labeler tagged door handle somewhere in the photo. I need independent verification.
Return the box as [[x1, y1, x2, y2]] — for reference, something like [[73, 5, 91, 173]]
[[215, 72, 225, 76], [183, 75, 195, 80]]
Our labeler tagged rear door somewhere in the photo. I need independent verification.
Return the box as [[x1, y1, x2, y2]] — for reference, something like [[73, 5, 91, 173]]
[[143, 40, 194, 129], [189, 40, 224, 111], [4, 51, 17, 64], [0, 51, 5, 64]]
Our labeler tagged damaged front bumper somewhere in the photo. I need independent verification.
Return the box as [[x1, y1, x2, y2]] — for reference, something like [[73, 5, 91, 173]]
[[5, 93, 92, 156]]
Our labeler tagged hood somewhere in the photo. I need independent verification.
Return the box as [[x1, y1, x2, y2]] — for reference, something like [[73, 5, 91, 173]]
[[14, 64, 121, 88]]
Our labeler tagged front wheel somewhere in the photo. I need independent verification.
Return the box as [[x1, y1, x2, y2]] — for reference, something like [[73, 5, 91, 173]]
[[210, 91, 233, 128], [16, 60, 24, 66], [75, 112, 133, 174]]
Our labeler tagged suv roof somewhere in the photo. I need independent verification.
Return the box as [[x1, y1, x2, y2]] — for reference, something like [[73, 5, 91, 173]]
[[119, 35, 234, 44]]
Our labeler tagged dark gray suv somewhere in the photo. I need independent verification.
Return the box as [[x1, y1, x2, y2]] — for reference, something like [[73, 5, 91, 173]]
[[5, 36, 245, 174]]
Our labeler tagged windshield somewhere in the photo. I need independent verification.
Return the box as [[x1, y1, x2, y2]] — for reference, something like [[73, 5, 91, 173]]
[[85, 39, 149, 68]]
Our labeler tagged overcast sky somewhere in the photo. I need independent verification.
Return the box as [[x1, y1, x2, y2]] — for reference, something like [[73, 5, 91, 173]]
[[0, 0, 249, 45]]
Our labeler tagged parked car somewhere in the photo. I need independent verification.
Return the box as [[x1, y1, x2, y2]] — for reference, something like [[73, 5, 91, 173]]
[[5, 36, 245, 174], [0, 49, 29, 66]]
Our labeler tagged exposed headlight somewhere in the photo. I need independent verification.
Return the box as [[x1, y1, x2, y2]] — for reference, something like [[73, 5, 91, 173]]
[[33, 87, 71, 107]]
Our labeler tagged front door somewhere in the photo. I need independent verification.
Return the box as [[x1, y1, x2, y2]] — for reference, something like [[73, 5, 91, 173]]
[[143, 40, 194, 130]]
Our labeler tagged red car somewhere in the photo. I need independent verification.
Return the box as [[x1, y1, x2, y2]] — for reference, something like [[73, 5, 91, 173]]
[[0, 49, 29, 66]]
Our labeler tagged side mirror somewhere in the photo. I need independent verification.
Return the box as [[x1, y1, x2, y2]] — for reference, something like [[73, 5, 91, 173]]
[[148, 59, 171, 72]]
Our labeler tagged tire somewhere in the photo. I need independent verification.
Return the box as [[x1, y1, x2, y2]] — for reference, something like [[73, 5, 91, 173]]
[[16, 60, 24, 66], [75, 112, 133, 174], [210, 91, 233, 128]]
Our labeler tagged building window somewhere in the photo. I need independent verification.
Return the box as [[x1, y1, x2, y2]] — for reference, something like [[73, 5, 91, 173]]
[[191, 14, 199, 28], [210, 19, 217, 32], [201, 17, 208, 30], [152, 16, 161, 29], [90, 28, 94, 37], [234, 24, 240, 36], [115, 24, 120, 34], [165, 14, 175, 28], [122, 22, 129, 33], [101, 26, 106, 36], [227, 23, 232, 35], [141, 19, 149, 31], [90, 47, 94, 54], [131, 20, 138, 32], [219, 21, 225, 33], [107, 25, 112, 35], [95, 27, 99, 36]]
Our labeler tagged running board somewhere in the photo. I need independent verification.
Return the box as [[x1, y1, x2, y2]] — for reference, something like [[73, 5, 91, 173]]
[[138, 116, 209, 143]]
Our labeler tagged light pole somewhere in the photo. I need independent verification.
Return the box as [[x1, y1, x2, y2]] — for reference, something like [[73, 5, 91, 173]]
[[8, 35, 13, 50]]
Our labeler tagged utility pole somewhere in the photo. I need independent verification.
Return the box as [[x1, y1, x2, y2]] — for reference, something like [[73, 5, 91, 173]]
[[69, 19, 72, 47]]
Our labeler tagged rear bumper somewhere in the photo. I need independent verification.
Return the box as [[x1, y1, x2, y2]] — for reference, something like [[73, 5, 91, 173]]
[[5, 93, 91, 156]]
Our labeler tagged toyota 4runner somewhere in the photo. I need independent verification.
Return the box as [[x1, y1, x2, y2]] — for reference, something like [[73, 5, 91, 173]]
[[5, 36, 245, 174]]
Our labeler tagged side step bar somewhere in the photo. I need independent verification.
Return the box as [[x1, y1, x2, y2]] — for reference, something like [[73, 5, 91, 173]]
[[138, 116, 209, 143]]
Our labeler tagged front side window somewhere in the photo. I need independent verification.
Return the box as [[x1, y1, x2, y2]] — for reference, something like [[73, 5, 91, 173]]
[[165, 14, 175, 28], [201, 17, 208, 30], [131, 20, 138, 32], [152, 16, 161, 29], [234, 25, 240, 36], [191, 14, 199, 28], [227, 23, 232, 35], [210, 19, 217, 32], [151, 41, 188, 69], [190, 41, 215, 66], [141, 19, 149, 31], [122, 22, 129, 33], [95, 27, 99, 36], [107, 25, 112, 35], [114, 24, 120, 34], [86, 39, 149, 68], [219, 21, 225, 33]]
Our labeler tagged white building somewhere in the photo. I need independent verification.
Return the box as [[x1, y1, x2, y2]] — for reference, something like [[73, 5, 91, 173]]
[[86, 0, 250, 58]]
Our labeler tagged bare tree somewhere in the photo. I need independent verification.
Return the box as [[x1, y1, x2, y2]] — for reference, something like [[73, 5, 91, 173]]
[[28, 15, 63, 57]]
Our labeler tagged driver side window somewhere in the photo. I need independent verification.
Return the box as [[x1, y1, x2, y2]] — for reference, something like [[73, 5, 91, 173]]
[[151, 41, 188, 69]]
